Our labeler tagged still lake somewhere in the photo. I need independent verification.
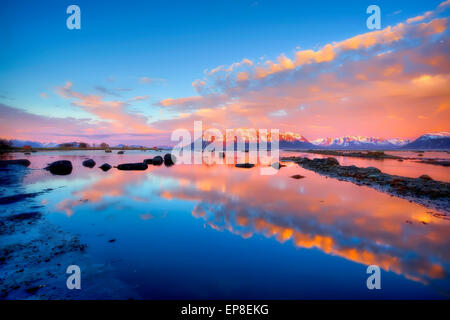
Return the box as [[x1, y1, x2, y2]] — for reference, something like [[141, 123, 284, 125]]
[[2, 150, 449, 299]]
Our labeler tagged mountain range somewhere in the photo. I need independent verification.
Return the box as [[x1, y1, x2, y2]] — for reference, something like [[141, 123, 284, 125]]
[[311, 136, 411, 150], [188, 132, 450, 150], [7, 132, 450, 150]]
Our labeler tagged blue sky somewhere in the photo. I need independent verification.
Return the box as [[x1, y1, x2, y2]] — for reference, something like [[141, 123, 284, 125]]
[[0, 0, 448, 144]]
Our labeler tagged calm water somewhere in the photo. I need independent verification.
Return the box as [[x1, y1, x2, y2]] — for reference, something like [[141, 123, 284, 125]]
[[283, 151, 450, 182], [2, 150, 450, 299]]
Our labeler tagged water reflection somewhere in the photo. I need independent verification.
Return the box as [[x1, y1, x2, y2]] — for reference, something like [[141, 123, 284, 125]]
[[151, 163, 449, 286], [282, 151, 450, 182], [8, 151, 450, 297]]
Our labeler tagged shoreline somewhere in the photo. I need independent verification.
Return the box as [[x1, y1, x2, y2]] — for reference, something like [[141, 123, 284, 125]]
[[0, 165, 136, 299], [282, 156, 450, 214], [284, 149, 450, 166]]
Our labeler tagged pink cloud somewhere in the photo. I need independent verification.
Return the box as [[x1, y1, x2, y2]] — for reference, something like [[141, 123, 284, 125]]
[[150, 3, 450, 140], [56, 82, 163, 135]]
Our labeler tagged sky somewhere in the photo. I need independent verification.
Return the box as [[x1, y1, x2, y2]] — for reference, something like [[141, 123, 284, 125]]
[[0, 0, 449, 146]]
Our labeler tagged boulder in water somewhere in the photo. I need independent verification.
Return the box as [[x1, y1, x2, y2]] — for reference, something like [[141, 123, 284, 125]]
[[152, 156, 163, 165], [99, 163, 112, 172], [45, 160, 73, 175], [164, 153, 176, 166], [82, 159, 96, 168], [143, 158, 153, 165], [271, 162, 286, 170], [235, 163, 255, 168], [117, 163, 148, 171]]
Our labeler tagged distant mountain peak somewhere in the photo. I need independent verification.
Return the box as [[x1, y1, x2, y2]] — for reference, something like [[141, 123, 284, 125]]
[[311, 136, 410, 149], [420, 132, 450, 139], [402, 132, 450, 149]]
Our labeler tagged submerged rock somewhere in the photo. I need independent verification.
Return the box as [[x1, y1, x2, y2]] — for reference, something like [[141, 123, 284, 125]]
[[419, 174, 433, 181], [117, 163, 148, 171], [99, 163, 112, 172], [44, 160, 73, 175], [152, 156, 163, 166], [164, 153, 176, 166], [7, 211, 42, 222], [235, 163, 255, 168], [0, 159, 31, 167], [117, 151, 124, 154], [419, 159, 450, 167], [291, 174, 305, 179], [82, 159, 96, 168]]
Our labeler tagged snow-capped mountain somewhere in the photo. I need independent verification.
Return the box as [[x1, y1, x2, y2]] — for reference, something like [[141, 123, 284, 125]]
[[402, 132, 450, 149], [311, 136, 410, 149], [188, 130, 316, 150], [278, 132, 316, 149], [386, 138, 411, 147], [9, 132, 449, 151], [11, 140, 59, 148]]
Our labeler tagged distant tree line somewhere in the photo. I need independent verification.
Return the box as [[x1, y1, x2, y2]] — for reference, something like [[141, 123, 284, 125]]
[[0, 139, 115, 150], [57, 142, 110, 149], [0, 139, 13, 150]]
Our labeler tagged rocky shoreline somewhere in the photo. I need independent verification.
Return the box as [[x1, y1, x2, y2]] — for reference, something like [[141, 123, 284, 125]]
[[418, 159, 450, 167], [282, 156, 450, 214], [286, 149, 450, 167], [0, 165, 137, 299], [286, 150, 403, 159]]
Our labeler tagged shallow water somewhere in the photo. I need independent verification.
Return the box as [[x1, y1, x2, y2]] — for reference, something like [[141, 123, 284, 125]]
[[282, 151, 450, 182], [2, 150, 450, 299]]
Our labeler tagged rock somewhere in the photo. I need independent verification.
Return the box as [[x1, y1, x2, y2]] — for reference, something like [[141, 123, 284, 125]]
[[82, 159, 96, 168], [105, 149, 112, 153], [271, 162, 286, 169], [291, 174, 305, 179], [7, 211, 42, 222], [117, 163, 148, 171], [419, 159, 450, 167], [117, 151, 124, 154], [143, 158, 153, 165], [366, 167, 381, 174], [152, 156, 163, 165], [44, 160, 73, 175], [326, 157, 339, 166], [26, 285, 45, 294], [24, 152, 31, 155], [99, 163, 112, 172], [164, 153, 176, 166], [0, 159, 31, 167], [282, 155, 450, 212], [235, 163, 255, 168]]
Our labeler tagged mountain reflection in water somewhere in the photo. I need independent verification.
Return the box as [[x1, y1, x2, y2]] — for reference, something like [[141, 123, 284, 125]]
[[8, 151, 450, 298]]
